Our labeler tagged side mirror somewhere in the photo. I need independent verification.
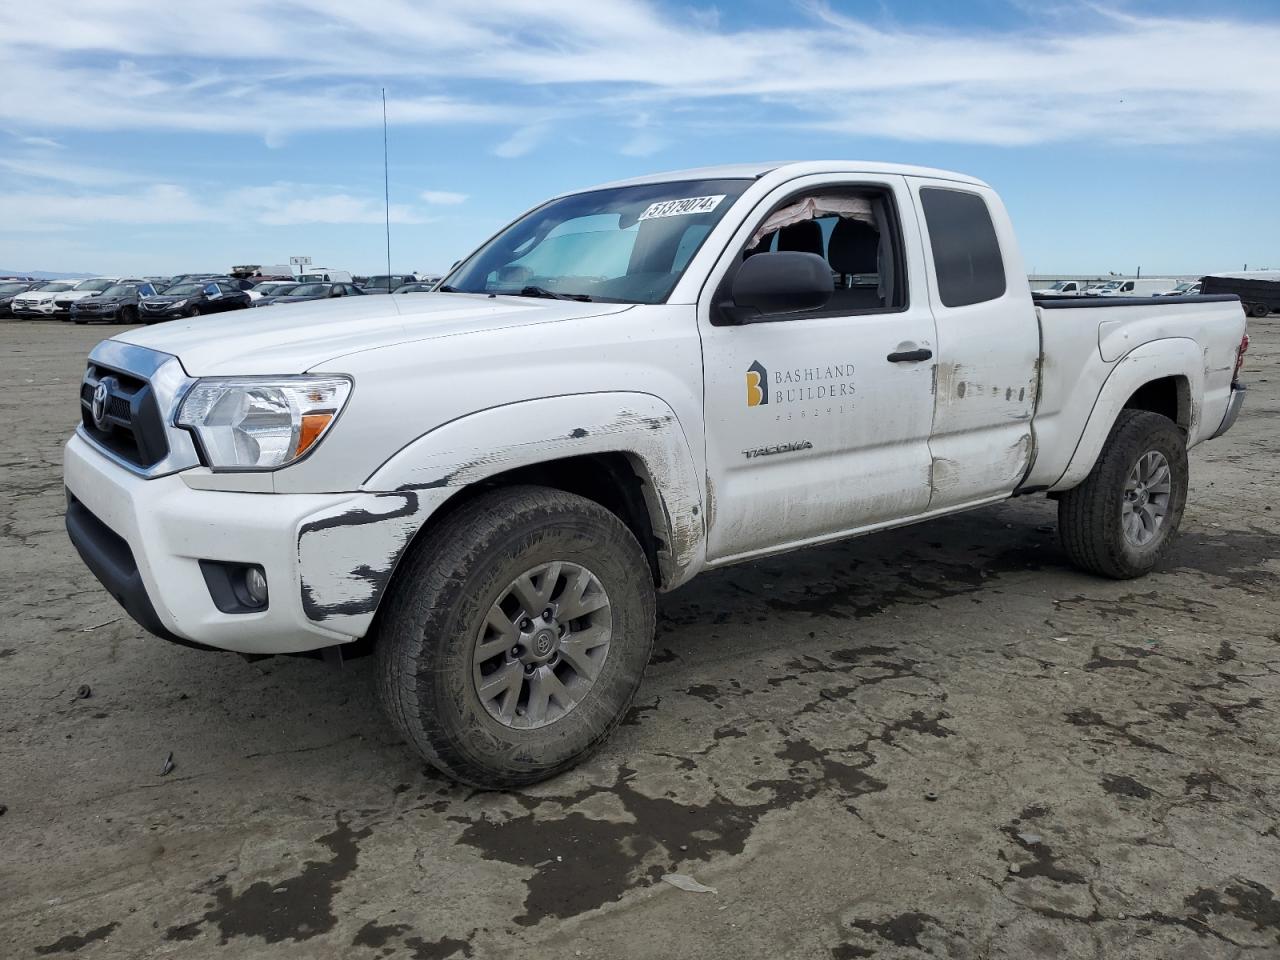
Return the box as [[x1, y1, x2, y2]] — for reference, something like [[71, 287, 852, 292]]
[[723, 251, 833, 324]]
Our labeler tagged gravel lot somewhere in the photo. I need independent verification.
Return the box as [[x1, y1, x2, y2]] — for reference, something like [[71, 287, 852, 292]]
[[1, 318, 1278, 960]]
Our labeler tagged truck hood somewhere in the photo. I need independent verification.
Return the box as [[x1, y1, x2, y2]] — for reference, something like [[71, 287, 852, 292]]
[[113, 292, 632, 376]]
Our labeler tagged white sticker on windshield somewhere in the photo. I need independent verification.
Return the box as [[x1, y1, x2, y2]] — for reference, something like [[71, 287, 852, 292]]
[[638, 195, 726, 221]]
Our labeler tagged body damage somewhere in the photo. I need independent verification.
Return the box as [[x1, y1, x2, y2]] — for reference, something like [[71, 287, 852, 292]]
[[295, 393, 706, 632], [295, 489, 446, 632], [369, 392, 706, 587]]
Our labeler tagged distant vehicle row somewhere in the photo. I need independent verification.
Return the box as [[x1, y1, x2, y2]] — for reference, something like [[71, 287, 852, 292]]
[[1031, 278, 1199, 297], [1, 272, 442, 323]]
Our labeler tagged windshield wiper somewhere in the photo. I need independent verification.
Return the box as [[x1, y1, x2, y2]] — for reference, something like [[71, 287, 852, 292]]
[[517, 285, 593, 302]]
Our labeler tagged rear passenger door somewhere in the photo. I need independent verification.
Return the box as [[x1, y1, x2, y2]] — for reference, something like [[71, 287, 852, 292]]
[[909, 178, 1039, 507]]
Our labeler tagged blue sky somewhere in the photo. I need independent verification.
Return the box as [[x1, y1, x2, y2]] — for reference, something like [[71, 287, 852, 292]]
[[0, 0, 1277, 277]]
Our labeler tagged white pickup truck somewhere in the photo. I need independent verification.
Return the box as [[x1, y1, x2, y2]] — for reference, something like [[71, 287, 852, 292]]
[[64, 162, 1249, 787]]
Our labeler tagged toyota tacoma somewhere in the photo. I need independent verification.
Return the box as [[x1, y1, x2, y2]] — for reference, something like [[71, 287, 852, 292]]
[[64, 162, 1249, 787]]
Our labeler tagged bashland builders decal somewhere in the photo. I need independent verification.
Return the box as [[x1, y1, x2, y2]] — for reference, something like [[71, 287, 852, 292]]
[[746, 360, 856, 415], [746, 360, 768, 407]]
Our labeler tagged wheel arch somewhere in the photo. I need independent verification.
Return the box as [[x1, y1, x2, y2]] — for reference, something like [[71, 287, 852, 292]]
[[365, 392, 707, 592], [1050, 338, 1203, 492]]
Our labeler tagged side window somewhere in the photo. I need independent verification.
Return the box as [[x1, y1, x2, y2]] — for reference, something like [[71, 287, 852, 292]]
[[730, 187, 906, 318], [204, 283, 219, 296], [919, 188, 1006, 307], [218, 282, 239, 295]]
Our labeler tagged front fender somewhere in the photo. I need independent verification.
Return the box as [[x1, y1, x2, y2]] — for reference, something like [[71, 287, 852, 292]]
[[365, 392, 707, 588], [1050, 338, 1202, 492]]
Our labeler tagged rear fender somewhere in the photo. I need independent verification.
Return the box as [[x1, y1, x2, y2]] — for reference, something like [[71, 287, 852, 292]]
[[1050, 338, 1202, 492]]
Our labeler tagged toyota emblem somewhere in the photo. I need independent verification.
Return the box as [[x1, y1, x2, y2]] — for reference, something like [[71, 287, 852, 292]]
[[91, 380, 111, 430]]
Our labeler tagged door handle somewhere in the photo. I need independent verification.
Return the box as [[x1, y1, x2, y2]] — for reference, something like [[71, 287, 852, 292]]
[[886, 348, 933, 363]]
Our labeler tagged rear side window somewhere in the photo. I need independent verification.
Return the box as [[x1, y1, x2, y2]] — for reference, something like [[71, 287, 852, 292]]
[[919, 188, 1006, 307]]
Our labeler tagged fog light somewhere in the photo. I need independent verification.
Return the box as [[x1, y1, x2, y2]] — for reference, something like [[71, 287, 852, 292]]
[[244, 566, 269, 606]]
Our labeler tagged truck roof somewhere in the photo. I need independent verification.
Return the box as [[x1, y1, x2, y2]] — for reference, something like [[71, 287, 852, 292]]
[[583, 161, 989, 193]]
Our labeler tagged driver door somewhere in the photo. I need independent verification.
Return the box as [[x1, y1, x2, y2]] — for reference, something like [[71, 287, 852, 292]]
[[699, 174, 938, 563]]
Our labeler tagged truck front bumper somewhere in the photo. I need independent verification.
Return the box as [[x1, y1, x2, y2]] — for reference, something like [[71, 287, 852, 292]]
[[63, 433, 433, 654]]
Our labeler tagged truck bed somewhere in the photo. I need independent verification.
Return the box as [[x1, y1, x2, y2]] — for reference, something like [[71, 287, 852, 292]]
[[1023, 294, 1247, 491]]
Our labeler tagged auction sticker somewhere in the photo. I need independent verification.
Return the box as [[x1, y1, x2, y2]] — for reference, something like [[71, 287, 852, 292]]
[[638, 195, 725, 220]]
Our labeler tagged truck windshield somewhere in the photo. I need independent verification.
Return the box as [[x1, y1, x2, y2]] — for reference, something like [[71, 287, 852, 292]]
[[444, 178, 751, 304]]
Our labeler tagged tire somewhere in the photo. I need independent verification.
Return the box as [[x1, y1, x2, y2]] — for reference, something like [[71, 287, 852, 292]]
[[1058, 410, 1188, 579], [1249, 302, 1269, 318], [376, 485, 656, 788], [187, 306, 201, 318], [118, 306, 137, 325]]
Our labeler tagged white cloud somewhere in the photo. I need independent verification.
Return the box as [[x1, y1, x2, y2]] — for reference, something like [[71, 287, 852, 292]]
[[420, 189, 468, 205], [493, 124, 548, 158], [0, 2, 1276, 147], [0, 181, 427, 229]]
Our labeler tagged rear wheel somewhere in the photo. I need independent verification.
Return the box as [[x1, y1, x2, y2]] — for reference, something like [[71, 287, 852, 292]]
[[1249, 302, 1269, 318], [118, 306, 138, 325], [1058, 410, 1188, 579], [377, 485, 656, 788]]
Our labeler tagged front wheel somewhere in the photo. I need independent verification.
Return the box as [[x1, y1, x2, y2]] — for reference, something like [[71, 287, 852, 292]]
[[1058, 410, 1188, 579], [376, 485, 656, 788]]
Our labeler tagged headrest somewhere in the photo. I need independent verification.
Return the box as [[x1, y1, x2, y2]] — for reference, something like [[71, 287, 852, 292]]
[[777, 219, 824, 256], [828, 218, 879, 274]]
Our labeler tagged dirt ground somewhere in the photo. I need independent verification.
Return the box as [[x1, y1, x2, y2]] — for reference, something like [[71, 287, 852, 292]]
[[1, 317, 1277, 960]]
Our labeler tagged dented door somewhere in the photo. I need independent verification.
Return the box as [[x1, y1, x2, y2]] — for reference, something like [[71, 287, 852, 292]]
[[909, 178, 1039, 507]]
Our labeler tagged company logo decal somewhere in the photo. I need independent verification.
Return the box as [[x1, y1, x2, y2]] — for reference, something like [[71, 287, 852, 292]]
[[746, 360, 768, 407], [744, 360, 858, 418]]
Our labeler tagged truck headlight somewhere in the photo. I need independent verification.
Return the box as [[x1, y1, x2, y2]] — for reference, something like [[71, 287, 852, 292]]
[[176, 376, 352, 470]]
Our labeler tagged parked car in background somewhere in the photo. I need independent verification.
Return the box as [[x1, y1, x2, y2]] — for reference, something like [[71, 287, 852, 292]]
[[0, 280, 49, 317], [1085, 278, 1177, 297], [392, 282, 438, 294], [138, 279, 252, 321], [297, 269, 353, 283], [270, 282, 365, 305], [254, 284, 304, 305], [1156, 281, 1202, 297], [360, 274, 417, 294], [1031, 280, 1085, 295], [70, 282, 161, 325], [245, 281, 295, 300], [1200, 271, 1280, 318], [54, 278, 125, 320], [11, 280, 86, 317]]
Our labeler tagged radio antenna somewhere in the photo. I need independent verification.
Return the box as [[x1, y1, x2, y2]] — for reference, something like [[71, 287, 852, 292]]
[[382, 87, 392, 283]]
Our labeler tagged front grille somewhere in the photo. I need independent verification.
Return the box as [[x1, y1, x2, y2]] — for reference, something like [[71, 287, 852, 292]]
[[80, 363, 169, 468]]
